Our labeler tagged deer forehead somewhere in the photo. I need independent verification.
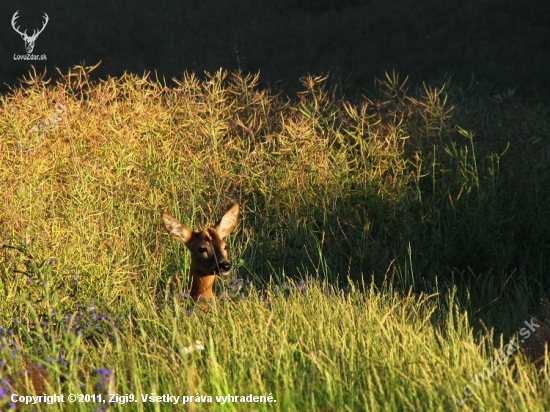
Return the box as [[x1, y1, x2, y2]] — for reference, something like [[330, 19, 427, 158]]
[[191, 228, 225, 247]]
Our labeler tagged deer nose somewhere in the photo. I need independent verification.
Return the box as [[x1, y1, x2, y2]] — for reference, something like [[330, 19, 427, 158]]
[[219, 261, 231, 273]]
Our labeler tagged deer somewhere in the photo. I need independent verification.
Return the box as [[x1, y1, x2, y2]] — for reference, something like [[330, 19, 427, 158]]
[[161, 204, 240, 305], [11, 11, 49, 54]]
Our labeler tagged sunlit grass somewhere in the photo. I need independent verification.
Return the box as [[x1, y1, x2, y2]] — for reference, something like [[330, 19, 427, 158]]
[[1, 66, 549, 410], [2, 266, 549, 411]]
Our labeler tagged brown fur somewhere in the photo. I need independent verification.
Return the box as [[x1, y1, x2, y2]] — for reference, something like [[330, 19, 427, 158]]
[[161, 204, 239, 302]]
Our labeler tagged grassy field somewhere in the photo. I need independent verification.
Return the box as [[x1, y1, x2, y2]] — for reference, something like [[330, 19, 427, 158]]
[[1, 66, 550, 410]]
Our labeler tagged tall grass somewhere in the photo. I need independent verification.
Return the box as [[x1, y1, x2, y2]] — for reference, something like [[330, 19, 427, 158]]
[[1, 66, 549, 410]]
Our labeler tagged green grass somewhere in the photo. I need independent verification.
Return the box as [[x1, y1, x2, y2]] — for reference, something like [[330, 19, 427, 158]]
[[1, 66, 550, 410]]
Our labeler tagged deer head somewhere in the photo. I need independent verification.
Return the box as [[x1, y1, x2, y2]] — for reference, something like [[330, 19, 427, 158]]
[[162, 204, 240, 301], [11, 11, 49, 54]]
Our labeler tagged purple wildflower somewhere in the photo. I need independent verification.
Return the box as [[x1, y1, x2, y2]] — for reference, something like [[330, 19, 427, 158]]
[[94, 367, 113, 393], [58, 354, 68, 366]]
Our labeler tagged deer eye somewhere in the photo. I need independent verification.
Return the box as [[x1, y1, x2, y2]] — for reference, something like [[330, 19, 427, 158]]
[[224, 245, 228, 250], [198, 247, 207, 254]]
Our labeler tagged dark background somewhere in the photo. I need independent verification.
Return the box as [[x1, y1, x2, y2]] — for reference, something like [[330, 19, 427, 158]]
[[1, 0, 549, 95]]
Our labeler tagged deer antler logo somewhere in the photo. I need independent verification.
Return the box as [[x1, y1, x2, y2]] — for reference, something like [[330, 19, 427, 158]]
[[11, 10, 49, 54]]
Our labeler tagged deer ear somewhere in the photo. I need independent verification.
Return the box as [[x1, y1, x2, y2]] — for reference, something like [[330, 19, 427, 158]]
[[216, 204, 239, 238], [161, 212, 193, 243]]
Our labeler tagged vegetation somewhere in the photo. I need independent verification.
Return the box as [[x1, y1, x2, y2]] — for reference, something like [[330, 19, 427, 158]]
[[0, 66, 549, 410]]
